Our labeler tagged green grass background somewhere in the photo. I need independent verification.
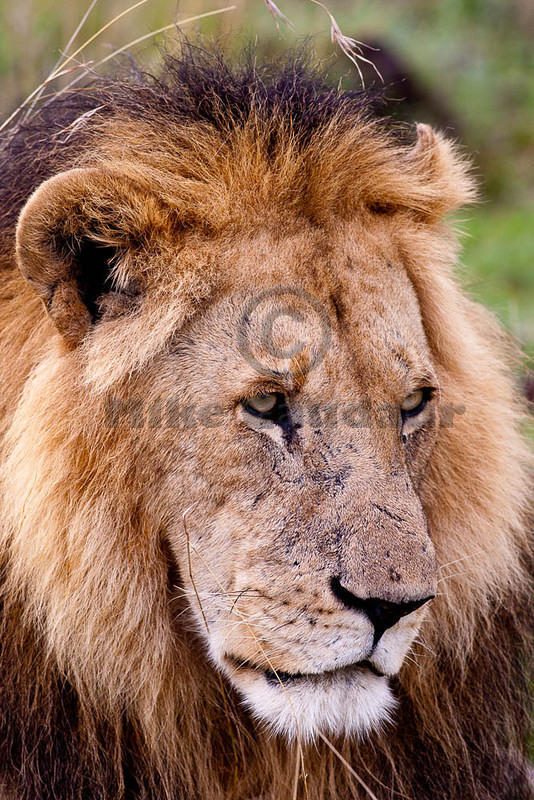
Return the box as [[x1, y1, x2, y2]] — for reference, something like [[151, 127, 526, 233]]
[[1, 0, 533, 371]]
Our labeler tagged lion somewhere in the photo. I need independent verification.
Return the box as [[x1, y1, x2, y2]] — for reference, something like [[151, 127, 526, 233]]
[[0, 46, 532, 800]]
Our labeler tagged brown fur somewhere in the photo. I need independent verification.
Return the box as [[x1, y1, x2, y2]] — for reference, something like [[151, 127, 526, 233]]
[[0, 46, 532, 799]]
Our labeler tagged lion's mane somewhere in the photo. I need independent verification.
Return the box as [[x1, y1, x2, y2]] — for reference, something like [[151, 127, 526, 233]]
[[0, 46, 532, 800]]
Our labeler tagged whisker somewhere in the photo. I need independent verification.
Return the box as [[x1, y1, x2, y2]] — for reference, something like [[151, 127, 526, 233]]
[[413, 638, 437, 657], [403, 654, 421, 670], [437, 570, 470, 585], [438, 550, 483, 571]]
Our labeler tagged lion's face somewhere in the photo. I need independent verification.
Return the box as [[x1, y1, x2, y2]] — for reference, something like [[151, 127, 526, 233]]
[[140, 223, 438, 740], [12, 120, 461, 746]]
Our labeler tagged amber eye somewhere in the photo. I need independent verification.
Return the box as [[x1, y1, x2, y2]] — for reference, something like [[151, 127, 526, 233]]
[[242, 392, 289, 425], [401, 388, 433, 419]]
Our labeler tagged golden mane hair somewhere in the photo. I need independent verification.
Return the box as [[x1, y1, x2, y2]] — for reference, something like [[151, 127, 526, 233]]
[[0, 45, 532, 799]]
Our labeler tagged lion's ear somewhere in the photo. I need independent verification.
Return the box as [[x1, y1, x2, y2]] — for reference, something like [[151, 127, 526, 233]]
[[16, 167, 158, 347], [407, 123, 477, 218]]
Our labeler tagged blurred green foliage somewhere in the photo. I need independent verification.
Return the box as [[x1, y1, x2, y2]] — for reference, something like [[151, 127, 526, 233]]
[[1, 0, 533, 372], [461, 207, 534, 362]]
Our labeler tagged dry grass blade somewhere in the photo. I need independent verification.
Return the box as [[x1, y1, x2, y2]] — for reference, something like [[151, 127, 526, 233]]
[[182, 505, 210, 634], [0, 63, 93, 133], [0, 0, 147, 133], [17, 4, 237, 134], [58, 105, 106, 143], [60, 0, 101, 59], [260, 0, 382, 85], [20, 0, 100, 125], [308, 0, 383, 86], [292, 742, 301, 800], [317, 731, 380, 800], [95, 6, 237, 69], [54, 0, 149, 75], [263, 0, 295, 31]]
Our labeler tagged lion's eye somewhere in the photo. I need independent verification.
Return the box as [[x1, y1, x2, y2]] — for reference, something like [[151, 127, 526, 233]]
[[242, 392, 288, 424], [246, 393, 277, 413], [401, 388, 432, 419]]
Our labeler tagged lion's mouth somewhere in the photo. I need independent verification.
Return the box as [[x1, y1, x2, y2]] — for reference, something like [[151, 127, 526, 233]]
[[221, 652, 396, 741], [225, 655, 385, 684]]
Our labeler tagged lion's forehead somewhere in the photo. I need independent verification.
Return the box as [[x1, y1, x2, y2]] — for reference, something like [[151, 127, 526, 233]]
[[175, 225, 434, 398]]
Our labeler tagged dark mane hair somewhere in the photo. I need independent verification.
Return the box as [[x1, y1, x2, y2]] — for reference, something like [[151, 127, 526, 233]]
[[0, 44, 380, 248]]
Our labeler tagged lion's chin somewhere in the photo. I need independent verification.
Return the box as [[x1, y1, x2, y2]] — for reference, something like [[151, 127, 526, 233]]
[[223, 660, 397, 742]]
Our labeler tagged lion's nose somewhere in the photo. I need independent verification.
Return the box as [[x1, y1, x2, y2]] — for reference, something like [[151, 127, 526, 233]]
[[330, 576, 434, 646]]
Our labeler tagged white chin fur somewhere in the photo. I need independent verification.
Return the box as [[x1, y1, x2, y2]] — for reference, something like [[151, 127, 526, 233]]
[[231, 668, 396, 743]]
